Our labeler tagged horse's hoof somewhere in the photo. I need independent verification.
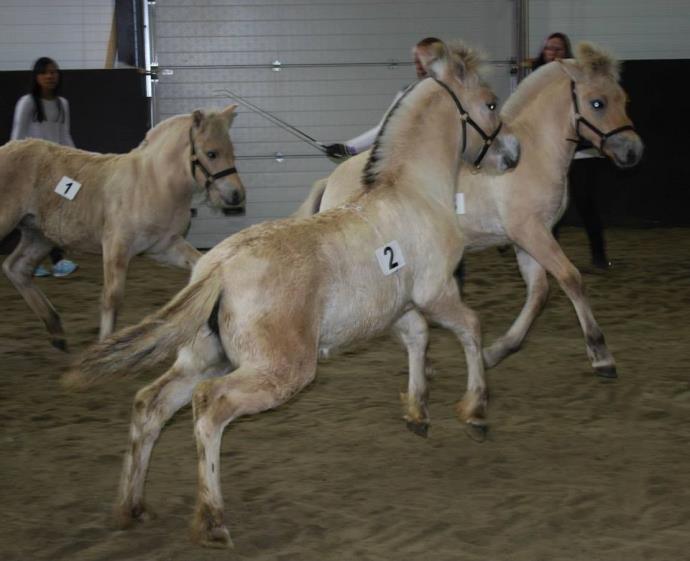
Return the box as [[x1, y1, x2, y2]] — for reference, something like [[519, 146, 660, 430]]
[[406, 420, 429, 438], [51, 338, 69, 352], [191, 524, 234, 549], [113, 502, 154, 529], [464, 421, 488, 443], [595, 365, 618, 379]]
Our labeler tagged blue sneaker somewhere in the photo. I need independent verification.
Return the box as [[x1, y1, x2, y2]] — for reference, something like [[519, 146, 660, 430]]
[[33, 264, 51, 277], [52, 259, 78, 278]]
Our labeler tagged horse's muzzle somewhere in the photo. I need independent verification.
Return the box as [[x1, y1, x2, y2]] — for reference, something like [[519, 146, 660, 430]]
[[608, 135, 644, 169]]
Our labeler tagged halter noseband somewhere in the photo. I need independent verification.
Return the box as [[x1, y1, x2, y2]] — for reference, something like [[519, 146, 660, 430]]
[[189, 127, 238, 189], [569, 80, 635, 152], [432, 77, 503, 169]]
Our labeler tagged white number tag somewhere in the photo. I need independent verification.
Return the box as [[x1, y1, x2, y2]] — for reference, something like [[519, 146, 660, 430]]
[[455, 192, 466, 215], [375, 241, 405, 275], [55, 176, 82, 200]]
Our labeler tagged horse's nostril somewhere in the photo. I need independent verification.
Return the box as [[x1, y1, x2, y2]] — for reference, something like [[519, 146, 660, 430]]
[[626, 149, 637, 165], [231, 191, 241, 206]]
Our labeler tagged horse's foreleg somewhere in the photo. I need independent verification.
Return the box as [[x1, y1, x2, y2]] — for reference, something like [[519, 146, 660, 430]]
[[191, 358, 317, 548], [393, 310, 431, 437], [420, 279, 487, 440], [512, 223, 616, 378], [483, 247, 550, 368], [115, 327, 228, 529], [147, 235, 202, 270], [100, 240, 132, 339], [2, 227, 67, 350]]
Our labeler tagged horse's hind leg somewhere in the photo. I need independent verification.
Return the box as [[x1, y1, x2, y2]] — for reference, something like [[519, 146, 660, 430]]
[[393, 310, 431, 437], [420, 278, 488, 440], [483, 247, 550, 368], [2, 227, 67, 350], [190, 358, 317, 548], [100, 237, 133, 339], [511, 223, 617, 378], [115, 327, 228, 529]]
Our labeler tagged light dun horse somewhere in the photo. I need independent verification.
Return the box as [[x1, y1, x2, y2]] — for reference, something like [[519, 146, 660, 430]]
[[296, 42, 644, 378], [65, 42, 520, 547], [0, 105, 245, 349]]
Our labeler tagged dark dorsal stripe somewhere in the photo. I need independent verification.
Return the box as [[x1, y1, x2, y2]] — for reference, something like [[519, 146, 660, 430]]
[[361, 81, 420, 189]]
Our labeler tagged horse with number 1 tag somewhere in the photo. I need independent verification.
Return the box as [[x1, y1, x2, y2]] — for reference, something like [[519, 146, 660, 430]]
[[0, 104, 245, 349]]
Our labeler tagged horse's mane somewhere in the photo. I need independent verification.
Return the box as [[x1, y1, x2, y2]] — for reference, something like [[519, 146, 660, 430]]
[[500, 62, 564, 122], [362, 41, 484, 188], [501, 41, 620, 123], [137, 114, 189, 149]]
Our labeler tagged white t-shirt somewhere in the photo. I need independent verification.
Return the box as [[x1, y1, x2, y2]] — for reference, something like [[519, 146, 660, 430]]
[[10, 94, 75, 147]]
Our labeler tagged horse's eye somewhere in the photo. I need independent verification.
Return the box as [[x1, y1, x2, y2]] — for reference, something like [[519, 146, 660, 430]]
[[590, 99, 605, 110], [206, 151, 217, 160], [487, 102, 497, 111]]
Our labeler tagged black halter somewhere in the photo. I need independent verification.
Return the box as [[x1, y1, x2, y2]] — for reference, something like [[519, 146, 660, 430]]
[[569, 80, 636, 152], [189, 128, 238, 189], [432, 78, 503, 169]]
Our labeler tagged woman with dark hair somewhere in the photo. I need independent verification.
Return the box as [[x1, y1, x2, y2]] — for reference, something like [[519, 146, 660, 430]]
[[531, 32, 573, 70], [11, 57, 79, 277]]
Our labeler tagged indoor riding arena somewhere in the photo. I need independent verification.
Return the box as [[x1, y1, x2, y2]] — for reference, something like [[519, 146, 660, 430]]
[[1, 2, 688, 561]]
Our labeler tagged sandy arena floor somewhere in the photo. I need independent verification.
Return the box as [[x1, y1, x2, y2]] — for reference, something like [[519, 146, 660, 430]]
[[1, 227, 689, 561]]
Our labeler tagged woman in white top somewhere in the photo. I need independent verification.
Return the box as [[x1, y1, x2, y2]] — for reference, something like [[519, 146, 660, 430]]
[[10, 57, 78, 277], [324, 37, 442, 159]]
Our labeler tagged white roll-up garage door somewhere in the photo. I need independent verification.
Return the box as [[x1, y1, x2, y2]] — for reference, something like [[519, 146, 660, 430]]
[[149, 1, 516, 248]]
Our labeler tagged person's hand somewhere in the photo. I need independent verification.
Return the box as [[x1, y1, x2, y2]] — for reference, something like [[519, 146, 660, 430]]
[[324, 143, 354, 159]]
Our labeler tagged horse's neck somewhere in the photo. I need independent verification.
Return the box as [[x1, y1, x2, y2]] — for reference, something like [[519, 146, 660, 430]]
[[511, 77, 577, 169], [368, 91, 460, 211], [139, 116, 195, 195]]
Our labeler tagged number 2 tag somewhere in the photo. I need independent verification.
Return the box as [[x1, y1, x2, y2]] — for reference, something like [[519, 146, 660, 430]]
[[375, 240, 405, 275], [55, 176, 82, 200]]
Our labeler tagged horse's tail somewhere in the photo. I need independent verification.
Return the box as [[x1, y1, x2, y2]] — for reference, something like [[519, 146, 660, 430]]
[[292, 177, 328, 218], [62, 267, 223, 389]]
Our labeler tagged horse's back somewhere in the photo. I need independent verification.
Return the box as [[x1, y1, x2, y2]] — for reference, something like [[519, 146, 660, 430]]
[[319, 152, 370, 211]]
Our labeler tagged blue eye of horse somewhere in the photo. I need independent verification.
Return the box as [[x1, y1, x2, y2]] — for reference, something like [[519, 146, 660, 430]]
[[591, 99, 604, 110], [206, 151, 217, 160]]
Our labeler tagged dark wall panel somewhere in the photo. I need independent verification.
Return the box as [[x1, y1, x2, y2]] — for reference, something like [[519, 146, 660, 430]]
[[0, 69, 148, 253], [0, 68, 149, 153]]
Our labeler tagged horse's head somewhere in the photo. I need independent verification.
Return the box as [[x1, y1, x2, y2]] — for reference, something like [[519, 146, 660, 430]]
[[561, 42, 643, 168], [425, 40, 520, 174], [189, 104, 246, 209]]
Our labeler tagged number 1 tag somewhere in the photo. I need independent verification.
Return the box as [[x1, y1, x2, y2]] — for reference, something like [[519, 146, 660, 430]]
[[55, 176, 82, 200], [375, 240, 405, 275]]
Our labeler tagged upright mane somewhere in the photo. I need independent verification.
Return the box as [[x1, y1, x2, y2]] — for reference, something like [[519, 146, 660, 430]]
[[362, 40, 484, 188], [501, 41, 620, 123], [137, 114, 189, 149], [500, 62, 565, 122]]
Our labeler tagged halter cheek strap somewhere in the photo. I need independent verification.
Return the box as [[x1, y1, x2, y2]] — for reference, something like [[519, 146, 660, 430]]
[[432, 78, 503, 169], [189, 127, 238, 189], [569, 80, 636, 152]]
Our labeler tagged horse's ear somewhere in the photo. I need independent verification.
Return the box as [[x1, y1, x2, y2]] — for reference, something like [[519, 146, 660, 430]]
[[424, 41, 452, 81], [221, 104, 239, 125], [192, 109, 204, 128], [575, 41, 620, 80]]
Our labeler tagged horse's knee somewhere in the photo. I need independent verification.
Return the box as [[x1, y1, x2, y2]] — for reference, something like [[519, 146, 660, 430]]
[[396, 313, 429, 350], [558, 266, 584, 295]]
